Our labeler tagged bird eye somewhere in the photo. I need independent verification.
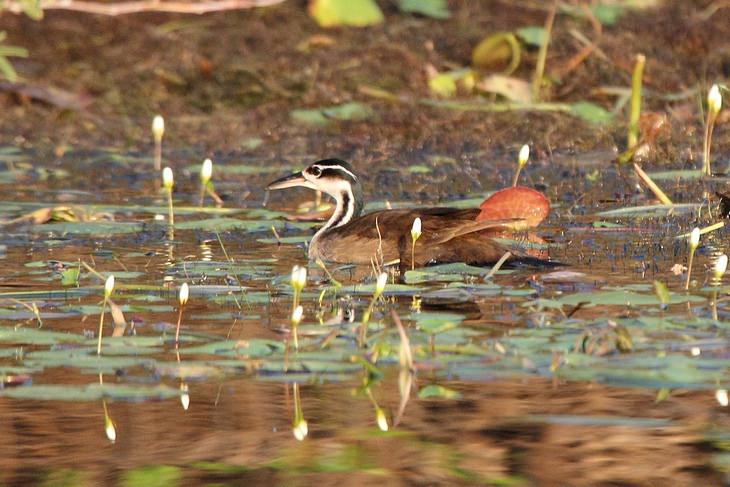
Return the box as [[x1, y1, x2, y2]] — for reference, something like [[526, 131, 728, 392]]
[[309, 166, 322, 177]]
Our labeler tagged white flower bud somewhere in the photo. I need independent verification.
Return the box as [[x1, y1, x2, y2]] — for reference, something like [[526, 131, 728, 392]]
[[716, 389, 728, 407], [292, 419, 308, 440], [375, 272, 388, 298], [291, 305, 303, 325], [376, 408, 388, 431], [411, 217, 422, 241], [179, 282, 189, 306], [518, 144, 530, 167], [152, 115, 165, 141], [104, 275, 115, 298], [708, 84, 722, 116], [104, 415, 116, 442], [200, 158, 213, 183], [689, 227, 700, 250], [162, 167, 174, 190], [291, 265, 307, 291], [180, 383, 190, 411], [714, 254, 728, 280]]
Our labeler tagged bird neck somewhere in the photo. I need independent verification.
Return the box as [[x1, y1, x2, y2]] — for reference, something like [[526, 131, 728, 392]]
[[311, 183, 363, 246]]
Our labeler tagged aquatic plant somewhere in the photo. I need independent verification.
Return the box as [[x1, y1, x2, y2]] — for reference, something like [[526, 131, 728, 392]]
[[162, 167, 174, 226], [102, 396, 116, 443], [633, 163, 673, 206], [359, 272, 388, 346], [291, 304, 303, 350], [713, 254, 728, 282], [702, 84, 722, 176], [175, 282, 189, 344], [531, 1, 556, 101], [511, 144, 530, 187], [717, 389, 729, 407], [375, 407, 388, 431], [711, 254, 727, 320], [198, 158, 213, 207], [627, 54, 645, 150], [291, 383, 307, 440], [96, 274, 115, 355], [685, 227, 700, 290], [180, 383, 190, 411], [290, 265, 307, 324], [152, 115, 164, 172], [410, 217, 421, 271]]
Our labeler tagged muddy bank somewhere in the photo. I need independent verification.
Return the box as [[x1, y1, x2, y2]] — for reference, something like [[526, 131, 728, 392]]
[[0, 0, 728, 165]]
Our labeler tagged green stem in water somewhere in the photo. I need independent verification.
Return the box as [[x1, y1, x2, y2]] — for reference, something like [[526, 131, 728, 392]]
[[360, 298, 378, 347], [703, 112, 717, 176], [175, 304, 185, 345], [685, 249, 695, 290], [411, 237, 417, 271], [627, 54, 645, 150], [531, 0, 557, 101], [97, 296, 108, 355], [166, 187, 175, 227]]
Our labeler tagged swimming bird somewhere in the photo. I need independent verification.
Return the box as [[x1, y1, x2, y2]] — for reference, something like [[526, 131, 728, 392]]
[[267, 159, 549, 272]]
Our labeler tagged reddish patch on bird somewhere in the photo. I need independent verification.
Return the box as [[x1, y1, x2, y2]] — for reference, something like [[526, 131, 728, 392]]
[[476, 186, 550, 227]]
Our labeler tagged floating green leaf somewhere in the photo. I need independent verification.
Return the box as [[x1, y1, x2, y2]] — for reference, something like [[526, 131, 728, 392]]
[[559, 289, 704, 307], [418, 384, 462, 399], [591, 4, 623, 25], [597, 203, 700, 217], [397, 0, 450, 19], [33, 221, 144, 235], [570, 102, 613, 124], [60, 266, 80, 286], [646, 169, 704, 181], [0, 383, 181, 401], [0, 326, 87, 345], [516, 26, 546, 47], [179, 339, 283, 357], [291, 102, 374, 126]]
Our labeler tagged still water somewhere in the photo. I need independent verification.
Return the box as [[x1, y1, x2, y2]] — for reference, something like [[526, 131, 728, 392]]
[[0, 146, 728, 486]]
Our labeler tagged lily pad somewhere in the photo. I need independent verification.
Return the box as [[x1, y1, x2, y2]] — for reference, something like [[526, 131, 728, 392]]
[[291, 102, 374, 126], [32, 221, 144, 235], [558, 289, 704, 307], [570, 102, 613, 124], [0, 383, 182, 401], [418, 384, 462, 399]]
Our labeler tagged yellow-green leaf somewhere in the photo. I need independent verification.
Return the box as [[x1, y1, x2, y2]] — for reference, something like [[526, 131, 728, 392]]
[[471, 32, 521, 74], [428, 73, 457, 98], [309, 0, 384, 28]]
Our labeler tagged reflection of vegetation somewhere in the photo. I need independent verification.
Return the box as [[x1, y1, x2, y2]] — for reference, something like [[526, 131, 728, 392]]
[[121, 465, 182, 487]]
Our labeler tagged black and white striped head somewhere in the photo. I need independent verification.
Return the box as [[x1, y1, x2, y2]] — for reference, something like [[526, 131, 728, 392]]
[[267, 159, 360, 196]]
